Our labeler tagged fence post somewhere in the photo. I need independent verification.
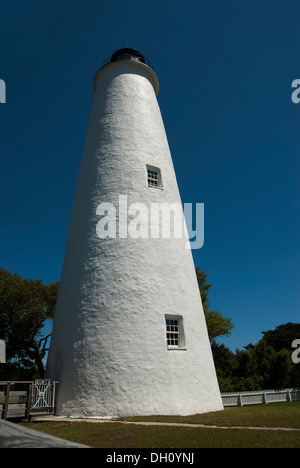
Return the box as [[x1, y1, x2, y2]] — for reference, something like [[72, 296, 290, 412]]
[[262, 392, 267, 404], [238, 394, 243, 406], [51, 382, 56, 414], [3, 383, 11, 420], [25, 383, 32, 421]]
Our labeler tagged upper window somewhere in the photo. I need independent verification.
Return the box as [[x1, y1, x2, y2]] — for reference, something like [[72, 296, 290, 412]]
[[148, 169, 159, 187], [147, 165, 163, 189], [165, 315, 186, 350]]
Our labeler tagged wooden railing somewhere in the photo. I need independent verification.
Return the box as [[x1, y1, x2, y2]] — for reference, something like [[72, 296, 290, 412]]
[[0, 380, 59, 420], [0, 381, 33, 420], [221, 387, 300, 406]]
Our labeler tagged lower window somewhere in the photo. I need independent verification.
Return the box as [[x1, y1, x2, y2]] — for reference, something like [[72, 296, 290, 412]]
[[165, 315, 186, 349]]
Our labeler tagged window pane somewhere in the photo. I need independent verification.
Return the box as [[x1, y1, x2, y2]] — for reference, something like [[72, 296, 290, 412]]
[[147, 166, 162, 189], [165, 317, 183, 348]]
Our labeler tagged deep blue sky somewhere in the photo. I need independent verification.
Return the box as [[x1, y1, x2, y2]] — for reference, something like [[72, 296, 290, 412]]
[[0, 0, 299, 351]]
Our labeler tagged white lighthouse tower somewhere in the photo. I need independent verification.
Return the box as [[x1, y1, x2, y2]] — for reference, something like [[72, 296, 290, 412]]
[[46, 48, 223, 417]]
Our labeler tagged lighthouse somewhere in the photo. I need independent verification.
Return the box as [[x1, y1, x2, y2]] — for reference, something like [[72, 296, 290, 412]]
[[45, 48, 223, 417]]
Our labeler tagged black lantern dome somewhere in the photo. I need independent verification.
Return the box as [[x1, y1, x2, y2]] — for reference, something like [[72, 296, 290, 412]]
[[110, 48, 146, 65]]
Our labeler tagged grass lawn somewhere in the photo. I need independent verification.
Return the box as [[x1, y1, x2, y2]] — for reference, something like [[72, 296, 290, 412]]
[[120, 401, 300, 428], [20, 402, 300, 448]]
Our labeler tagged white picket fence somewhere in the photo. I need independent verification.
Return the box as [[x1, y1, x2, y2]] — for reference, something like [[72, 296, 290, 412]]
[[221, 387, 300, 406]]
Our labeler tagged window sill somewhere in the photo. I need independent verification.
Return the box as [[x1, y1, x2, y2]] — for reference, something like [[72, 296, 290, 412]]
[[148, 185, 164, 191], [167, 347, 187, 351]]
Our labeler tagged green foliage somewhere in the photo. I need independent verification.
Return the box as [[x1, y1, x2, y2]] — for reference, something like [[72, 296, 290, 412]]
[[262, 323, 300, 352], [212, 323, 300, 392], [0, 266, 59, 379]]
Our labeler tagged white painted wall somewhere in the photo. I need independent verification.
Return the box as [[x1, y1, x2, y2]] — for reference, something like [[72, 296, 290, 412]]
[[46, 58, 223, 417]]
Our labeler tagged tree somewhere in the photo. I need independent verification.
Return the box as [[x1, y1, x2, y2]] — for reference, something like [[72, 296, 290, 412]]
[[195, 266, 234, 342], [222, 323, 300, 392], [0, 267, 59, 378], [211, 342, 238, 392], [261, 323, 300, 352], [269, 348, 292, 389]]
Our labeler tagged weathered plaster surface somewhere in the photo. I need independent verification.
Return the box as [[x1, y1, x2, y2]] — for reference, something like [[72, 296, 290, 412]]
[[46, 60, 223, 417]]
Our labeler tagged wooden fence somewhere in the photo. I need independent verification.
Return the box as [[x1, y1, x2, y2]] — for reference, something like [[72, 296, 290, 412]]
[[221, 388, 300, 406], [0, 380, 59, 420]]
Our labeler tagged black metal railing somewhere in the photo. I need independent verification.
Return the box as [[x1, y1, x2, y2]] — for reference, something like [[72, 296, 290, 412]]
[[100, 53, 154, 71]]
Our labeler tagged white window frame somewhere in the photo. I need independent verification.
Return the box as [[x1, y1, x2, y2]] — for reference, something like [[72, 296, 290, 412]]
[[146, 165, 163, 189], [165, 315, 186, 350]]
